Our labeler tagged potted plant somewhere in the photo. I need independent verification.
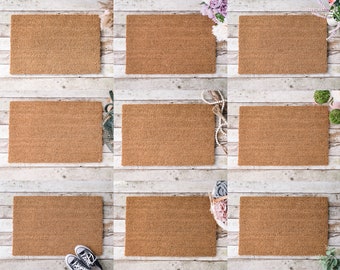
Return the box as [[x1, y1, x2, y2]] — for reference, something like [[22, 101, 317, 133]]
[[329, 109, 340, 124], [314, 90, 331, 104], [320, 247, 340, 270]]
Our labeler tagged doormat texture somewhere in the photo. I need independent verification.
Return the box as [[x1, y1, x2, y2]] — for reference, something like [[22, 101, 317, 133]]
[[239, 196, 329, 256], [122, 104, 215, 166], [238, 106, 329, 166], [126, 14, 216, 74], [9, 101, 103, 163], [10, 15, 100, 74], [238, 15, 327, 74], [125, 196, 216, 257], [13, 196, 103, 256]]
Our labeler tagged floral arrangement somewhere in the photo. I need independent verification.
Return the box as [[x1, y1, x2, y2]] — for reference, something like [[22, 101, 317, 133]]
[[313, 0, 340, 39], [313, 90, 340, 124], [210, 180, 228, 230], [200, 0, 228, 41]]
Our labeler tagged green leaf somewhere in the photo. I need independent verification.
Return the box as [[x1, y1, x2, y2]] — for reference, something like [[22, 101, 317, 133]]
[[215, 13, 225, 23]]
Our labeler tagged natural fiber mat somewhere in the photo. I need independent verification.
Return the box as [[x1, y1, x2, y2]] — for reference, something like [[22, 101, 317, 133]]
[[13, 196, 103, 256], [126, 14, 216, 74], [122, 104, 215, 166], [238, 15, 327, 74], [10, 15, 100, 74], [238, 106, 329, 166], [125, 196, 216, 257], [239, 196, 328, 256], [9, 101, 102, 163]]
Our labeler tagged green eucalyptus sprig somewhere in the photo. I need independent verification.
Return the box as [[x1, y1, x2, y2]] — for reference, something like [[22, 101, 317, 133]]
[[320, 248, 340, 270]]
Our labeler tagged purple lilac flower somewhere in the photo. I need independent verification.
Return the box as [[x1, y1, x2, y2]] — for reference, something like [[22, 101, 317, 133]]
[[209, 0, 223, 9], [219, 2, 227, 17]]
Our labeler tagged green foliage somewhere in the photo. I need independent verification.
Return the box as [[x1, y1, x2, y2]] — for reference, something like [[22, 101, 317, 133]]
[[314, 90, 331, 104], [215, 13, 225, 23], [320, 248, 340, 270], [330, 109, 340, 124]]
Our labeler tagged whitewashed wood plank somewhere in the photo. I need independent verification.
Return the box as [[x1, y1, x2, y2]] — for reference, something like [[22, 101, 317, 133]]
[[115, 78, 227, 91], [227, 259, 320, 270], [0, 78, 113, 92], [0, 153, 113, 168], [228, 77, 340, 91], [229, 0, 321, 12], [227, 246, 336, 259], [0, 179, 112, 192], [114, 169, 226, 181], [114, 156, 227, 170], [228, 169, 340, 184], [114, 180, 219, 193], [227, 177, 340, 193], [0, 167, 112, 181], [113, 260, 227, 270], [113, 246, 227, 261], [114, 0, 200, 12], [228, 192, 340, 206], [0, 65, 113, 78], [114, 89, 227, 101], [227, 65, 340, 78], [0, 192, 113, 205], [0, 246, 113, 259], [0, 259, 113, 270], [0, 0, 112, 11], [114, 65, 227, 79]]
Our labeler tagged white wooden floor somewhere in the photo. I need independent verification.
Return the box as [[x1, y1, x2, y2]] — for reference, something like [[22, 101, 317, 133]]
[[1, 0, 340, 269]]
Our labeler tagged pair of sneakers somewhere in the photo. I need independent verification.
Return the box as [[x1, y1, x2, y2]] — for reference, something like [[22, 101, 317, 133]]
[[65, 245, 103, 270]]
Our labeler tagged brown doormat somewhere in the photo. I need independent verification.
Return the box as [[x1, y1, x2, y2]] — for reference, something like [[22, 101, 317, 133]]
[[10, 15, 100, 74], [125, 196, 216, 257], [126, 14, 216, 74], [9, 101, 103, 163], [13, 196, 103, 256], [238, 15, 327, 74], [238, 106, 329, 166], [122, 104, 215, 166], [239, 196, 328, 256]]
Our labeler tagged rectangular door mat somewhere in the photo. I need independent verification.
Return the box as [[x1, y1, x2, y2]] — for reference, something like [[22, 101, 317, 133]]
[[10, 15, 100, 74], [13, 196, 103, 256], [125, 196, 216, 257], [238, 106, 329, 166], [122, 104, 215, 166], [9, 101, 103, 163], [238, 15, 327, 74], [239, 196, 328, 256], [126, 14, 216, 74]]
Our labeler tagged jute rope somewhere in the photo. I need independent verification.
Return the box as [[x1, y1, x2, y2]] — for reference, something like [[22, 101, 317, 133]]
[[201, 90, 228, 154]]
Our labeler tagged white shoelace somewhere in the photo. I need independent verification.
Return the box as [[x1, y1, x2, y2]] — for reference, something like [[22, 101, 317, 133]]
[[79, 251, 96, 267], [71, 260, 89, 270]]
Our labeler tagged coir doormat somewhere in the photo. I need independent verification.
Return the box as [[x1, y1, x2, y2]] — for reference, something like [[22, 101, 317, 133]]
[[10, 15, 100, 74], [9, 101, 103, 163], [238, 15, 327, 74], [122, 104, 215, 166], [238, 106, 329, 166], [126, 14, 216, 74], [13, 196, 103, 255], [125, 196, 216, 256], [239, 196, 328, 256]]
